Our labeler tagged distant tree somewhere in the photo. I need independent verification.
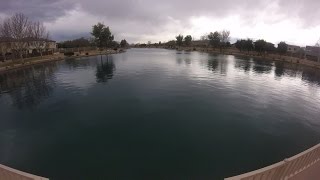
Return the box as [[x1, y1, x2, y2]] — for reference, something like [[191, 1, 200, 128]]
[[30, 21, 49, 57], [236, 39, 254, 53], [176, 34, 184, 47], [316, 38, 320, 47], [159, 41, 162, 45], [245, 39, 254, 53], [4, 13, 32, 60], [184, 35, 192, 46], [235, 39, 246, 52], [277, 41, 288, 56], [266, 42, 276, 54], [91, 22, 114, 50], [147, 41, 151, 45], [0, 23, 11, 61], [139, 43, 147, 48], [254, 39, 267, 55], [219, 30, 230, 51], [166, 40, 176, 48], [315, 38, 320, 62], [58, 37, 91, 48], [208, 31, 220, 48], [110, 41, 120, 49], [120, 39, 128, 48], [200, 33, 208, 41]]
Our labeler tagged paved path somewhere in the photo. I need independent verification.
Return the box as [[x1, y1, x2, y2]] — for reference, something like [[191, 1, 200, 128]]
[[290, 161, 320, 180]]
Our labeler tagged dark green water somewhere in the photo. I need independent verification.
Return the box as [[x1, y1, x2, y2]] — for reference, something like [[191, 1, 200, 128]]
[[0, 48, 320, 180]]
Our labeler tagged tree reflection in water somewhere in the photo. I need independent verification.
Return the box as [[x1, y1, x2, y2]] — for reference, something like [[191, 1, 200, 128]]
[[207, 54, 228, 74], [274, 62, 285, 77], [252, 58, 273, 74], [234, 57, 252, 72], [96, 56, 115, 83], [0, 63, 57, 109], [232, 57, 320, 85], [207, 58, 219, 71], [302, 68, 320, 86]]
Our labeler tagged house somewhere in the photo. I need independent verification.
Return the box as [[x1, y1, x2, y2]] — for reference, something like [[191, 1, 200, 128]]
[[305, 46, 320, 62], [287, 44, 301, 53], [23, 37, 57, 54], [0, 37, 57, 58], [192, 40, 209, 47]]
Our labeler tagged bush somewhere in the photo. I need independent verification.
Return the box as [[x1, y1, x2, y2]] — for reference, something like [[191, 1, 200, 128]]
[[64, 52, 74, 56], [85, 52, 89, 55]]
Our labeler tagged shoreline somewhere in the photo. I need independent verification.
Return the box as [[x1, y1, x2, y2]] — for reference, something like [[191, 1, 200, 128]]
[[161, 46, 320, 70], [1, 47, 319, 73], [0, 49, 125, 74]]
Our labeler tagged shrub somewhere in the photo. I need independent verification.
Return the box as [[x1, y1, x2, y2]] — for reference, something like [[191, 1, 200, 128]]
[[64, 52, 74, 56]]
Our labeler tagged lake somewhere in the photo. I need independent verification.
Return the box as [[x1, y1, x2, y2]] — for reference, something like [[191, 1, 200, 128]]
[[0, 48, 320, 180]]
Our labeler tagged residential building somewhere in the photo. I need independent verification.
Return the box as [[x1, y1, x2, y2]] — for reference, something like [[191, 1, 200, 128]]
[[306, 46, 320, 62], [287, 44, 301, 53], [192, 40, 209, 47], [0, 37, 57, 59]]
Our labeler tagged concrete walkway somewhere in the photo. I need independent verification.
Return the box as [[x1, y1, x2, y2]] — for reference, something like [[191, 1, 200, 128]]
[[290, 160, 320, 180], [0, 164, 48, 180]]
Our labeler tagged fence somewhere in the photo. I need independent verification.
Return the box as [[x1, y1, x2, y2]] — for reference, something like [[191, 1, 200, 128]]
[[225, 144, 320, 180], [0, 164, 48, 180]]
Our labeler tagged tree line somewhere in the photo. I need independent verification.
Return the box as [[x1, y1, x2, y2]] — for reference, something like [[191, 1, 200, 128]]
[[0, 13, 50, 61], [164, 30, 293, 56], [235, 39, 289, 55], [58, 22, 129, 50], [91, 22, 128, 49], [169, 30, 231, 52]]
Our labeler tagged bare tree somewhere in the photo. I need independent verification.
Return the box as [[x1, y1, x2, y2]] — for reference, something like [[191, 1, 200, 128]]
[[0, 13, 52, 61], [200, 33, 208, 41], [0, 22, 4, 61], [316, 38, 320, 62], [220, 30, 230, 44], [44, 32, 51, 54], [219, 30, 230, 52], [30, 21, 49, 57], [0, 19, 12, 61], [8, 13, 32, 61]]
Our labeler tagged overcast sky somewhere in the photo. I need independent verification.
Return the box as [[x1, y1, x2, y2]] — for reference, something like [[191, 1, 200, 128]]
[[0, 0, 319, 46]]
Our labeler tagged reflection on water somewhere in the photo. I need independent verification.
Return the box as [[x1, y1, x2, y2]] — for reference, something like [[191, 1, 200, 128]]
[[252, 58, 273, 74], [0, 64, 56, 109], [206, 54, 229, 75], [0, 55, 116, 108], [96, 56, 115, 83], [203, 53, 320, 86], [0, 49, 319, 180], [302, 69, 320, 85], [65, 58, 90, 68], [234, 57, 252, 72], [274, 62, 285, 77], [175, 52, 192, 65], [208, 58, 219, 71]]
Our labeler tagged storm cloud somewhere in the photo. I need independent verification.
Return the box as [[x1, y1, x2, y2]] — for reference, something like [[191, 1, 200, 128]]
[[1, 0, 320, 45]]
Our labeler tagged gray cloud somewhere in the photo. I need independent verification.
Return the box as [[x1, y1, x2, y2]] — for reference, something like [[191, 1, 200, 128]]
[[277, 0, 320, 26], [0, 0, 74, 21], [0, 0, 319, 44]]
